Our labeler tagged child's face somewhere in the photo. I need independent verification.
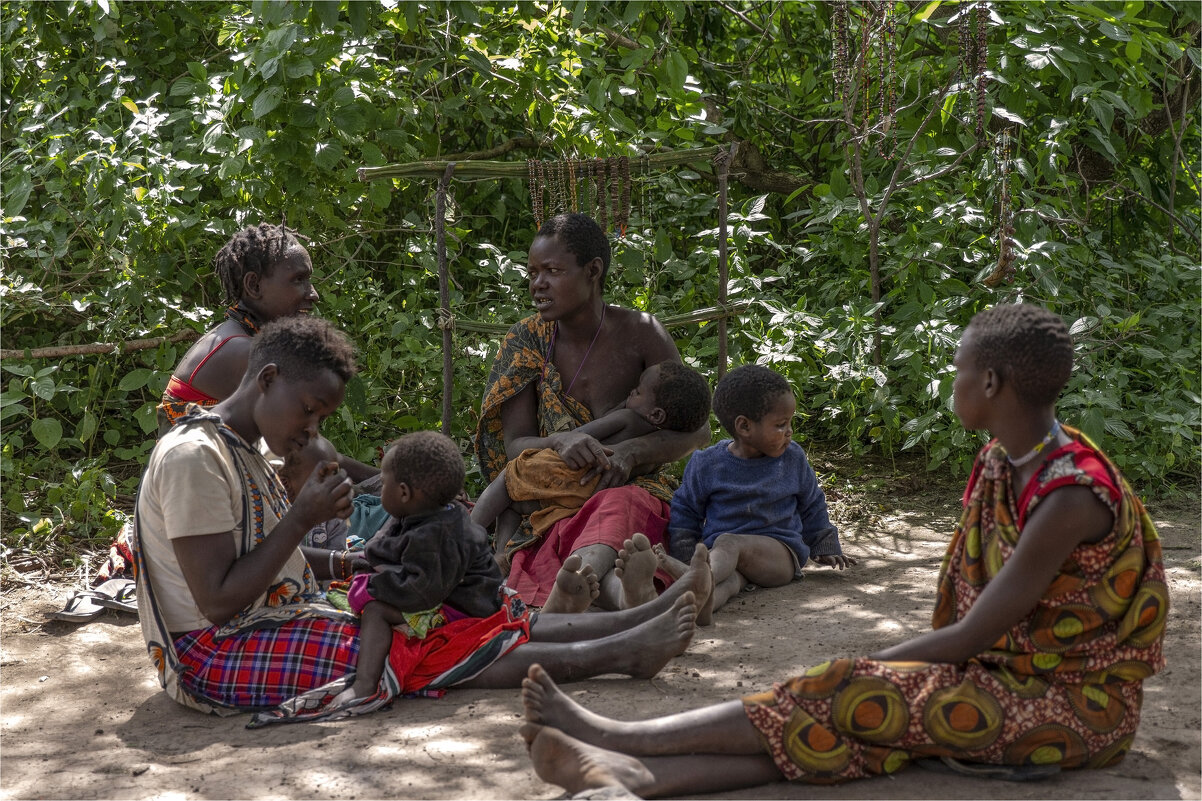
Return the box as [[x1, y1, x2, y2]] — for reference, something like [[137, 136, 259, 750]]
[[625, 363, 663, 422], [737, 391, 796, 459], [380, 467, 426, 519], [250, 246, 320, 322]]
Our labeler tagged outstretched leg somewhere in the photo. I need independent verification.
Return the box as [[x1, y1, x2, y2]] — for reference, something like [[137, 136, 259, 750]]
[[521, 663, 764, 756], [531, 544, 711, 643], [522, 723, 784, 799], [542, 553, 600, 614], [457, 593, 697, 688]]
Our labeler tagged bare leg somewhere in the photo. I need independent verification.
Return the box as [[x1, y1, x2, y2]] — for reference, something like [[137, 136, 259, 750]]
[[542, 554, 600, 614], [658, 535, 794, 621], [709, 534, 795, 589], [522, 663, 765, 755], [531, 544, 711, 643], [615, 533, 659, 609], [709, 569, 747, 615], [522, 723, 784, 799], [457, 592, 697, 688], [345, 601, 405, 699], [470, 468, 511, 529]]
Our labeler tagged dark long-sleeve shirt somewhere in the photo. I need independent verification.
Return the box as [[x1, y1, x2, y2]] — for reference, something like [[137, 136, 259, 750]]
[[362, 504, 503, 618]]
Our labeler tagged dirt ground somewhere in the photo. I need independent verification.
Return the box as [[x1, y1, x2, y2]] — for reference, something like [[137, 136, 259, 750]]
[[2, 480, 1198, 801]]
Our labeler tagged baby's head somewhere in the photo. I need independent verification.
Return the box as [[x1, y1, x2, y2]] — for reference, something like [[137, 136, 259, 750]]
[[712, 365, 797, 457], [625, 361, 711, 433], [278, 434, 339, 501], [961, 304, 1073, 408], [380, 431, 466, 518]]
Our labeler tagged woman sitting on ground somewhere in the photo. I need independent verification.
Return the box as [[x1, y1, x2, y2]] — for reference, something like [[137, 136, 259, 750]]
[[475, 212, 709, 612], [132, 316, 711, 716], [518, 303, 1168, 798]]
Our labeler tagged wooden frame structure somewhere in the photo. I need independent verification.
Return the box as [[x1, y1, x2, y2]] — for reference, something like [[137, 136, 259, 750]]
[[359, 144, 744, 434]]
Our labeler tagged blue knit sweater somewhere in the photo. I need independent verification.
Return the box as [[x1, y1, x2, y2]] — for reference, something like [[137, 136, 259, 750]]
[[668, 439, 841, 568]]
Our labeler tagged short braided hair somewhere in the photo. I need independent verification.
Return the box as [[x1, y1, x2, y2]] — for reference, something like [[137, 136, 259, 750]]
[[246, 316, 357, 385], [536, 213, 611, 291], [214, 222, 302, 304], [712, 364, 792, 436], [966, 303, 1073, 406], [652, 362, 711, 432], [382, 431, 466, 508]]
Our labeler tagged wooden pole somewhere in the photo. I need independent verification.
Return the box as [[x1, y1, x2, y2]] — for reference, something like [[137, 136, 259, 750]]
[[435, 163, 456, 435], [715, 143, 737, 380], [359, 146, 721, 183]]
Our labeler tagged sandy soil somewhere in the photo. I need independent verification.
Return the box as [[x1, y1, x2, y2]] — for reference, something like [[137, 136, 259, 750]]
[[2, 483, 1198, 801]]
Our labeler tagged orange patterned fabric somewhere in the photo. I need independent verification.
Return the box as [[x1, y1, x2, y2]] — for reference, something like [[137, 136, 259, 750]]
[[743, 425, 1166, 782]]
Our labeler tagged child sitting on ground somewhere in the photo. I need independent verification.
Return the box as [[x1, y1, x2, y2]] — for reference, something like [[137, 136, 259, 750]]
[[472, 360, 710, 573], [327, 430, 706, 711], [656, 364, 854, 624]]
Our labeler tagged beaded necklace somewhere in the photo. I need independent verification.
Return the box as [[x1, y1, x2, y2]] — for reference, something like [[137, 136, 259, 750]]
[[1007, 419, 1061, 467]]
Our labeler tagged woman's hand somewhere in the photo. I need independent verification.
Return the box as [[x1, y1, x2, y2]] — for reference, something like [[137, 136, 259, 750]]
[[584, 446, 635, 491], [551, 430, 612, 472], [291, 460, 353, 528]]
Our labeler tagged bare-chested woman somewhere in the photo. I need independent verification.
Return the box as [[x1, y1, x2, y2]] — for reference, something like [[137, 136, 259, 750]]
[[475, 213, 710, 612]]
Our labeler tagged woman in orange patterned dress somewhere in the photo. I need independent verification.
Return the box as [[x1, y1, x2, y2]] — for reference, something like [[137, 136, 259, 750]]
[[516, 304, 1169, 797]]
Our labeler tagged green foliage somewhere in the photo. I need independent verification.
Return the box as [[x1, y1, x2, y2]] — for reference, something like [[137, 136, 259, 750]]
[[2, 1, 1197, 559]]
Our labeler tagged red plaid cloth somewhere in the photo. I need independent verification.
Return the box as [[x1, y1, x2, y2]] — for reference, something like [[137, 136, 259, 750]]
[[174, 617, 360, 710]]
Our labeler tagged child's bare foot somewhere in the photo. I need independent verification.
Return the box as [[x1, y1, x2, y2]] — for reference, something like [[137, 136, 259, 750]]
[[651, 543, 688, 579], [543, 554, 600, 614], [615, 533, 659, 609], [520, 722, 655, 797]]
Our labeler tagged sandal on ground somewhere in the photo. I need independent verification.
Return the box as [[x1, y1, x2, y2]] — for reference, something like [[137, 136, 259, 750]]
[[50, 578, 137, 623], [916, 755, 1061, 782], [49, 591, 107, 623], [94, 578, 137, 613]]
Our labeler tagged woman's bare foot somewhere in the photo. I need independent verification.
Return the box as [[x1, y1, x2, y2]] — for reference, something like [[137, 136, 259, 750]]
[[612, 592, 697, 678], [615, 533, 659, 609], [524, 663, 639, 753], [543, 554, 601, 614], [521, 722, 655, 797], [655, 544, 714, 626]]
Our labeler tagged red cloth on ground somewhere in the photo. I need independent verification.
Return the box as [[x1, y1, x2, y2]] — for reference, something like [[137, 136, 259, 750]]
[[389, 600, 530, 692], [504, 485, 673, 606]]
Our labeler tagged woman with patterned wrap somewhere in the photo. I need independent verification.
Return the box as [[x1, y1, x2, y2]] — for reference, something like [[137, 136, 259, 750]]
[[517, 303, 1169, 797], [476, 212, 709, 609]]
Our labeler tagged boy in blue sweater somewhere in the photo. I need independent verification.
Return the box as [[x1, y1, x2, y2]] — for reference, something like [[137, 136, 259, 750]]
[[658, 364, 854, 624]]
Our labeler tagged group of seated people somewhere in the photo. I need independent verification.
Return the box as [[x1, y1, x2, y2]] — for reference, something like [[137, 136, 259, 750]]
[[125, 213, 1167, 797]]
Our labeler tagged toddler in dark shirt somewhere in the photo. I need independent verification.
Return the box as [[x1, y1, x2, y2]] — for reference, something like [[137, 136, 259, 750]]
[[337, 430, 502, 703]]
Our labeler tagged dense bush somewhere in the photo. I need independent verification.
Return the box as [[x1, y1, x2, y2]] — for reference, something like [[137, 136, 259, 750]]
[[2, 1, 1197, 560]]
